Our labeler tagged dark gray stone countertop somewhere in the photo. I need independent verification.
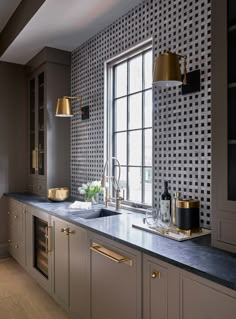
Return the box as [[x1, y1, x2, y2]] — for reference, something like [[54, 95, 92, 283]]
[[4, 192, 236, 291]]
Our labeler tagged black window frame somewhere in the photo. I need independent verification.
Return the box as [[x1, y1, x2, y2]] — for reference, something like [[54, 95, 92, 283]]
[[110, 46, 153, 206]]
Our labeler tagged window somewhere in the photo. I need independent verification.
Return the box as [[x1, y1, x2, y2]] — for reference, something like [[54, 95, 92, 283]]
[[106, 43, 153, 206]]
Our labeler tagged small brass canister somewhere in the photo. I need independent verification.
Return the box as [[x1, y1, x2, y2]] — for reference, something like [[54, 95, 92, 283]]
[[176, 199, 200, 230]]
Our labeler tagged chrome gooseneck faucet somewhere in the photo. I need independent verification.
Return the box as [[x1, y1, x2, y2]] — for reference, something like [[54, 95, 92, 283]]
[[101, 157, 123, 210]]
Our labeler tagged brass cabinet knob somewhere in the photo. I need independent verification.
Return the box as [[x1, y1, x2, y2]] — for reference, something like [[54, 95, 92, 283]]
[[14, 244, 19, 249], [66, 229, 74, 235], [14, 215, 18, 219], [151, 271, 161, 279], [37, 186, 41, 190], [8, 239, 11, 243], [61, 227, 73, 235], [8, 211, 11, 215]]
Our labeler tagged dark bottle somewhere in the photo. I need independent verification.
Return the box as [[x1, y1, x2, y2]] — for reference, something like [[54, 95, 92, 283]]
[[160, 181, 171, 223]]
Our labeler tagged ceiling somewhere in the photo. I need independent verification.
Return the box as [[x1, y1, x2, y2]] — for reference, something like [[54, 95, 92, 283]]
[[0, 0, 143, 65], [0, 0, 22, 32]]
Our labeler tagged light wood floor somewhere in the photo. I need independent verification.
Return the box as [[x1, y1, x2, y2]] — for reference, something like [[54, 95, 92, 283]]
[[0, 258, 70, 319]]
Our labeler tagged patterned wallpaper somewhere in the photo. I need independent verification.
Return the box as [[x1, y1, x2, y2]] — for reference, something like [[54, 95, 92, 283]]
[[71, 0, 211, 228]]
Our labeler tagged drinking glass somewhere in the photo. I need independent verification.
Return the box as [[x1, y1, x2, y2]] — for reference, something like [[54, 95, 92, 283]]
[[145, 208, 158, 226]]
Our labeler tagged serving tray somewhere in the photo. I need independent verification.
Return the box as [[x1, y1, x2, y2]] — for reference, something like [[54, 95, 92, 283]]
[[132, 222, 211, 242]]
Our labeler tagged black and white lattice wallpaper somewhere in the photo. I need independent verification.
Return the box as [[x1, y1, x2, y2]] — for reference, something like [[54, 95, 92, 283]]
[[71, 0, 211, 228]]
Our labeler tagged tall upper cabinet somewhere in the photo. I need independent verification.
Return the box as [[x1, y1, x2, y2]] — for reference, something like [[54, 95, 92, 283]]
[[26, 47, 71, 196], [212, 0, 236, 252]]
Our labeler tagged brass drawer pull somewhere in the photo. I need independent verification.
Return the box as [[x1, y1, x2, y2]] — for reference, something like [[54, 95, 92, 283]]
[[151, 271, 161, 279], [90, 243, 132, 266], [61, 227, 68, 233]]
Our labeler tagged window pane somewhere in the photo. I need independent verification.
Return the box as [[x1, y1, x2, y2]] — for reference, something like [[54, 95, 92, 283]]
[[128, 55, 142, 94], [129, 130, 142, 166], [144, 90, 152, 128], [114, 97, 127, 131], [114, 165, 127, 200], [144, 168, 152, 204], [144, 129, 152, 166], [114, 132, 127, 165], [129, 167, 142, 202], [114, 62, 127, 98], [144, 50, 153, 89], [129, 93, 142, 130]]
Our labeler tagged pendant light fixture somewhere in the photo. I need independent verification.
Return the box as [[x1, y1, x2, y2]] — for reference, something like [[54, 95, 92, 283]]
[[153, 51, 187, 87]]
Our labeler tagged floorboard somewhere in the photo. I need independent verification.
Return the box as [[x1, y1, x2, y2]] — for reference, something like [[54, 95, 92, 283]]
[[0, 258, 70, 319]]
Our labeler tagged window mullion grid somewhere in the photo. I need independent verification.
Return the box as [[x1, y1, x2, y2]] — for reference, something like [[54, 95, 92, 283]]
[[141, 52, 145, 204], [126, 59, 129, 201], [112, 65, 116, 199]]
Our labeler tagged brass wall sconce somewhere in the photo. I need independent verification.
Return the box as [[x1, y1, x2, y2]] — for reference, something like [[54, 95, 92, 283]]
[[55, 96, 81, 117], [153, 51, 200, 94], [55, 96, 89, 119]]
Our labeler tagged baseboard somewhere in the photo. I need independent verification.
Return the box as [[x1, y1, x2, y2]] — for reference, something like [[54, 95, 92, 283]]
[[0, 243, 9, 258]]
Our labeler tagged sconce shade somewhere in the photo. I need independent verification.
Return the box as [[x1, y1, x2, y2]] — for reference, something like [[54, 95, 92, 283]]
[[153, 51, 182, 87], [55, 97, 73, 117]]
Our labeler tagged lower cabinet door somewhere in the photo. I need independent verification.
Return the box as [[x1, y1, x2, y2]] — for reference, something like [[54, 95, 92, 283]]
[[90, 235, 142, 319], [53, 218, 69, 307], [143, 256, 168, 319], [180, 272, 236, 319], [7, 198, 25, 267], [69, 224, 90, 319]]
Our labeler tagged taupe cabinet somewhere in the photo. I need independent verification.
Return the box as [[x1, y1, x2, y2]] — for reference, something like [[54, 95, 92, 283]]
[[52, 216, 90, 319], [7, 198, 25, 267], [89, 233, 142, 319], [179, 271, 236, 319], [26, 47, 71, 196], [212, 0, 236, 252], [6, 196, 236, 319], [143, 254, 236, 319], [143, 255, 179, 319]]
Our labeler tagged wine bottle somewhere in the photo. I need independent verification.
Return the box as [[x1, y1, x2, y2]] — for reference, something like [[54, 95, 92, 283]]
[[160, 181, 171, 223]]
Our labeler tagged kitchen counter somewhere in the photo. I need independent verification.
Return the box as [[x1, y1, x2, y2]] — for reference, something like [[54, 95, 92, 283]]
[[4, 192, 236, 291]]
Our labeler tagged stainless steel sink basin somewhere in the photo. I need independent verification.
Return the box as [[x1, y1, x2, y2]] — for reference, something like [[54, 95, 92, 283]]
[[75, 208, 121, 219]]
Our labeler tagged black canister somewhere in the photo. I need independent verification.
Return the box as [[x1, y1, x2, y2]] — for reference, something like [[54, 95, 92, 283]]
[[176, 199, 200, 230]]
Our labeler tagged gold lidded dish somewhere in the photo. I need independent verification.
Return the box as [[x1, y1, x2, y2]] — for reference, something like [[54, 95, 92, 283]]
[[48, 187, 69, 202]]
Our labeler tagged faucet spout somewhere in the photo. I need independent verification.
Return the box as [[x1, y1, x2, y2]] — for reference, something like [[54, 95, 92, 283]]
[[101, 157, 123, 209]]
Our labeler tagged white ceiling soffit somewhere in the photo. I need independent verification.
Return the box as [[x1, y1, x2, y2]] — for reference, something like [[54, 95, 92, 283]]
[[1, 0, 143, 65], [0, 0, 22, 32]]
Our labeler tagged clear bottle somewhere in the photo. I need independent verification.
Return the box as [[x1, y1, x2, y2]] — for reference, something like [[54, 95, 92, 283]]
[[160, 181, 171, 223]]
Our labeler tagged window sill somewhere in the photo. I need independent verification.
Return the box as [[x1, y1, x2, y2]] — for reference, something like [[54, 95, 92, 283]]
[[109, 201, 150, 214]]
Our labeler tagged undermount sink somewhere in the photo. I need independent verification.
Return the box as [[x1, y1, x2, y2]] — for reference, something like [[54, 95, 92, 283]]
[[74, 208, 121, 219]]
